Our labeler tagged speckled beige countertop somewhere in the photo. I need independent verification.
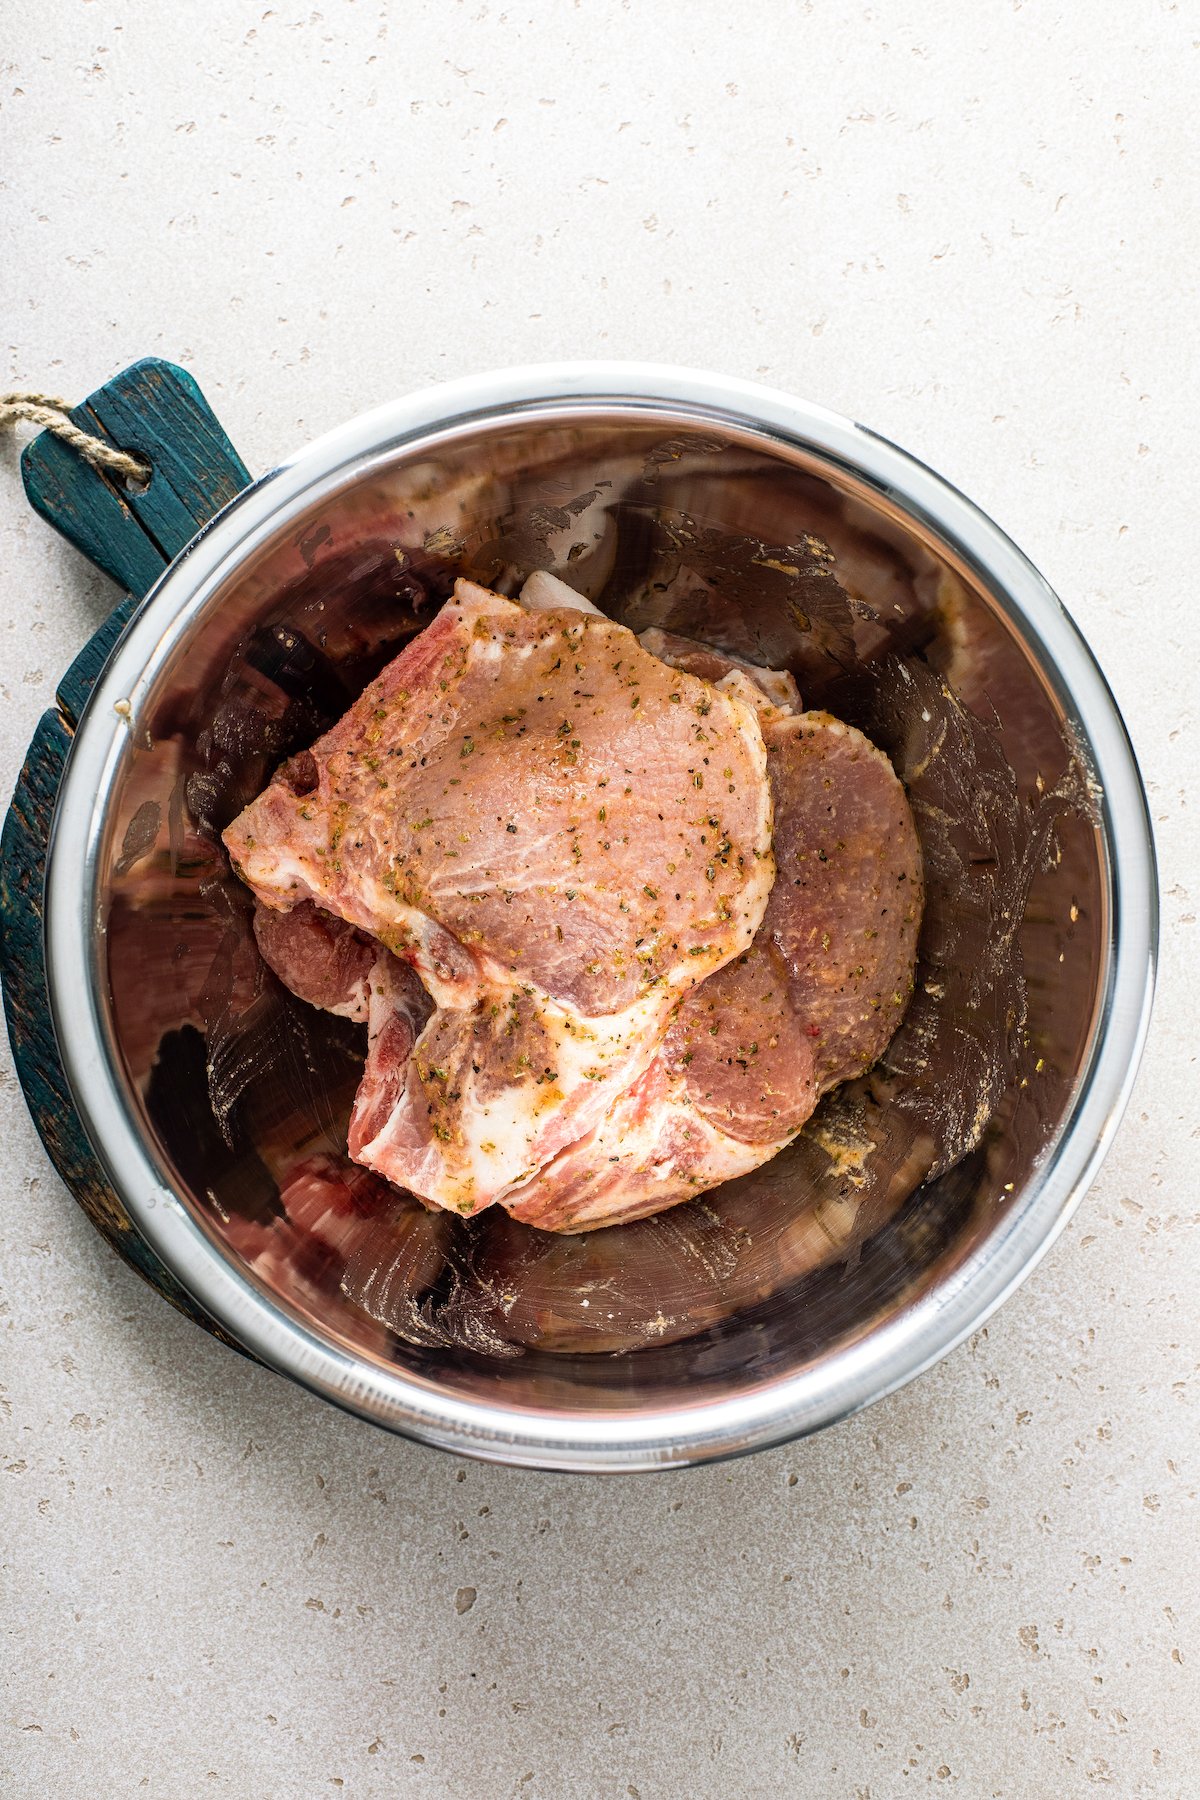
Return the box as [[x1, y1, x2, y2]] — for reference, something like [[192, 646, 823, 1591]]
[[2, 4, 1197, 1795]]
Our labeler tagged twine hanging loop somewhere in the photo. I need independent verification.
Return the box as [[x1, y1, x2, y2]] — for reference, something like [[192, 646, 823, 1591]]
[[0, 390, 151, 487]]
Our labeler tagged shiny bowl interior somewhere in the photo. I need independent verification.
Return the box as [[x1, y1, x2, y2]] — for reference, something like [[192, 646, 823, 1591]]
[[45, 368, 1156, 1468]]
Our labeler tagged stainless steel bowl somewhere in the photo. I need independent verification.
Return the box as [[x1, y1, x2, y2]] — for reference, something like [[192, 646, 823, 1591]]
[[44, 364, 1157, 1470]]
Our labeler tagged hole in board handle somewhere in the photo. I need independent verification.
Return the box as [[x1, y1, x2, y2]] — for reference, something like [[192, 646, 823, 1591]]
[[123, 461, 152, 496]]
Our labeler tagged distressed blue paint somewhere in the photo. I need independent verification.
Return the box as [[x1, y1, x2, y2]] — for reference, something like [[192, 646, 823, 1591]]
[[56, 593, 139, 728], [22, 423, 168, 597], [2, 360, 254, 1345], [84, 359, 251, 566], [21, 358, 250, 607]]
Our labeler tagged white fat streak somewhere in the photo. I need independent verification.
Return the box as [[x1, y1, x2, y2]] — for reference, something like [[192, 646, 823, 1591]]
[[455, 982, 676, 1202], [350, 883, 478, 1008], [517, 570, 604, 615], [462, 623, 562, 669], [509, 1065, 770, 1227], [358, 971, 677, 1211], [236, 843, 323, 904], [329, 976, 369, 1023], [752, 666, 800, 711], [714, 667, 787, 720], [462, 634, 514, 665]]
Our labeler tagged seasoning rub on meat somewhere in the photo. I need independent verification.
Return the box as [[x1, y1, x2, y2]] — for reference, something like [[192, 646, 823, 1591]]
[[224, 580, 775, 1215]]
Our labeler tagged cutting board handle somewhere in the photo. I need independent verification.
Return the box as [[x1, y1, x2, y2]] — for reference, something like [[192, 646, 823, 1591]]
[[2, 359, 252, 1345], [24, 358, 251, 722]]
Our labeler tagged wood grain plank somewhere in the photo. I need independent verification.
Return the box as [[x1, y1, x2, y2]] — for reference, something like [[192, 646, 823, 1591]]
[[21, 426, 168, 598], [85, 360, 251, 563], [56, 594, 140, 729]]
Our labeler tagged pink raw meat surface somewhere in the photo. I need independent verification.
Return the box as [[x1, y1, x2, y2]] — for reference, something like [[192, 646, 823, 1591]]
[[506, 710, 923, 1230], [224, 579, 775, 1214], [253, 898, 379, 1022]]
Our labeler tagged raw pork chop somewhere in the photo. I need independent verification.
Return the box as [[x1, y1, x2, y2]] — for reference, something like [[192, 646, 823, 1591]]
[[637, 625, 802, 715], [506, 710, 922, 1230], [253, 898, 380, 1022], [251, 896, 436, 1152], [224, 579, 774, 1214], [519, 576, 802, 715]]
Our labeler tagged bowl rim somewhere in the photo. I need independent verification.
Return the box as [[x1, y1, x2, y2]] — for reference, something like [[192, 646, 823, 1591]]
[[44, 361, 1159, 1471]]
